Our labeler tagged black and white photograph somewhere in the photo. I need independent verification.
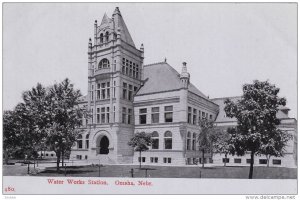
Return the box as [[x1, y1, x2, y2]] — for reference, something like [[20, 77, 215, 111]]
[[2, 2, 298, 196]]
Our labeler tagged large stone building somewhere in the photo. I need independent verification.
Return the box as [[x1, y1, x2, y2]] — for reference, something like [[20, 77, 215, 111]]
[[70, 7, 297, 168]]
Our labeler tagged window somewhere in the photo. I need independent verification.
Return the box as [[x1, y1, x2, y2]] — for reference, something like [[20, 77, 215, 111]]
[[272, 159, 281, 165], [136, 65, 139, 78], [209, 114, 213, 120], [198, 110, 201, 125], [51, 154, 54, 157], [202, 112, 206, 119], [151, 107, 159, 123], [188, 107, 192, 124], [129, 61, 133, 76], [107, 82, 110, 99], [105, 31, 109, 42], [96, 82, 110, 100], [77, 135, 83, 149], [193, 108, 197, 124], [91, 85, 94, 100], [91, 108, 93, 124], [151, 131, 159, 149], [234, 158, 241, 163], [246, 159, 252, 164], [150, 157, 158, 163], [139, 108, 147, 124], [163, 157, 171, 163], [186, 132, 191, 150], [101, 83, 106, 99], [97, 108, 100, 123], [113, 81, 116, 98], [106, 107, 110, 123], [85, 155, 88, 160], [101, 107, 105, 123], [164, 106, 173, 122], [97, 84, 100, 100], [98, 58, 110, 69], [259, 159, 267, 164], [76, 155, 82, 160], [209, 158, 213, 163], [164, 131, 172, 149], [100, 33, 103, 43], [128, 108, 132, 124], [122, 58, 126, 73], [222, 158, 230, 163], [46, 153, 49, 156], [113, 106, 115, 123], [86, 134, 90, 149], [138, 157, 146, 163], [122, 107, 127, 124], [192, 133, 196, 150], [123, 82, 127, 99], [128, 85, 133, 101]]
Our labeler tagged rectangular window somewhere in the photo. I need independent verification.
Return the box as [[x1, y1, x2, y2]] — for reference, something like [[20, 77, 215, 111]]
[[209, 114, 213, 120], [76, 155, 82, 160], [106, 107, 110, 123], [101, 82, 106, 99], [91, 85, 94, 100], [91, 108, 93, 124], [272, 159, 281, 165], [122, 107, 127, 124], [150, 157, 158, 163], [97, 108, 100, 124], [139, 108, 147, 124], [246, 159, 252, 164], [129, 61, 133, 77], [138, 157, 146, 163], [222, 158, 230, 163], [128, 84, 133, 101], [101, 107, 105, 123], [163, 157, 171, 163], [97, 83, 100, 100], [188, 107, 192, 124], [136, 65, 139, 79], [193, 108, 197, 125], [164, 138, 172, 150], [128, 108, 132, 124], [123, 82, 127, 99], [113, 81, 116, 98], [85, 155, 88, 160], [259, 159, 267, 164], [164, 106, 173, 122], [234, 158, 242, 163], [113, 106, 115, 122], [202, 112, 206, 119], [198, 110, 201, 125], [151, 107, 159, 123]]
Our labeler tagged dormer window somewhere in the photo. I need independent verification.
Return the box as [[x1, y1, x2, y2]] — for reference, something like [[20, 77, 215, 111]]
[[98, 58, 110, 69], [105, 31, 109, 42], [100, 33, 104, 43]]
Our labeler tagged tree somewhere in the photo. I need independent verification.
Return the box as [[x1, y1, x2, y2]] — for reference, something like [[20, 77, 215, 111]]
[[3, 111, 21, 164], [45, 79, 85, 171], [260, 130, 291, 167], [128, 132, 152, 169], [198, 119, 217, 168], [213, 128, 235, 167], [224, 80, 287, 179]]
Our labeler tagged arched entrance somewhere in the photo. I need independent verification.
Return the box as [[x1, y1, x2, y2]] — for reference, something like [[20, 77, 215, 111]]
[[99, 136, 109, 154]]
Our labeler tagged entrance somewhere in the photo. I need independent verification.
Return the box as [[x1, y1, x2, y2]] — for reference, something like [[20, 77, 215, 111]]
[[100, 136, 109, 154]]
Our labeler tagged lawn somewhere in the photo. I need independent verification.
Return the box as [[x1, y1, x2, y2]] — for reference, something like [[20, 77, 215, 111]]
[[20, 165, 297, 179]]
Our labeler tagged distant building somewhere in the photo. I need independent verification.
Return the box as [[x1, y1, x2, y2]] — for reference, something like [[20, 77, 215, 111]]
[[70, 7, 297, 168]]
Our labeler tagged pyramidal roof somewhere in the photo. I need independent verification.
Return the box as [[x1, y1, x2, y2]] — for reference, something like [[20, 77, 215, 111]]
[[98, 7, 135, 47], [136, 62, 208, 99]]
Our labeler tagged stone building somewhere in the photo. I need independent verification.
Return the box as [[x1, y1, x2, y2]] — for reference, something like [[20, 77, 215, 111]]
[[70, 7, 297, 168]]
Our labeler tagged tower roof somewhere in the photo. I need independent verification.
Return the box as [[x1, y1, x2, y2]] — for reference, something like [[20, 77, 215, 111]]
[[112, 7, 135, 47], [100, 13, 110, 25]]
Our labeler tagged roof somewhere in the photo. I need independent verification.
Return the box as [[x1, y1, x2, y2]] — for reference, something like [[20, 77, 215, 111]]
[[98, 7, 135, 47], [136, 62, 207, 99], [211, 96, 291, 123]]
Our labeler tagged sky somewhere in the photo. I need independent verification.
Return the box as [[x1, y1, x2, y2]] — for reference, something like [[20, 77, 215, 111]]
[[3, 3, 297, 118]]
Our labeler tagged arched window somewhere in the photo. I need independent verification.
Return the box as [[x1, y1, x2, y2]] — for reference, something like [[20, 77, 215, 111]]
[[192, 133, 196, 150], [187, 132, 191, 150], [151, 131, 159, 149], [98, 58, 110, 69], [77, 135, 83, 149], [86, 134, 90, 149], [100, 33, 104, 43], [105, 31, 109, 42], [164, 131, 172, 149]]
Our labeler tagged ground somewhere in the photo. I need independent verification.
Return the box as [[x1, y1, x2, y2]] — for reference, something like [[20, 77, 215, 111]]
[[3, 164, 297, 179]]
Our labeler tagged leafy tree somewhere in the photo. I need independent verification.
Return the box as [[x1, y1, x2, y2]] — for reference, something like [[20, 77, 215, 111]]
[[224, 80, 287, 179], [3, 110, 21, 164], [260, 130, 291, 167], [198, 119, 218, 168], [128, 132, 152, 169], [45, 78, 85, 171], [213, 128, 235, 167]]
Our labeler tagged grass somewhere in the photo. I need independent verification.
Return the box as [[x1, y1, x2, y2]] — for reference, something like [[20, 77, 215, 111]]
[[22, 165, 298, 179]]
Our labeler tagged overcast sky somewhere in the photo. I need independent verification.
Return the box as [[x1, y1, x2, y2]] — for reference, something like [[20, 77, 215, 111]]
[[3, 3, 297, 118]]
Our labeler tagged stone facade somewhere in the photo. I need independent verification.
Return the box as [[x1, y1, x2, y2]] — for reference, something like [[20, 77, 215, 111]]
[[70, 7, 297, 168]]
